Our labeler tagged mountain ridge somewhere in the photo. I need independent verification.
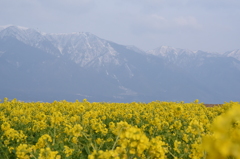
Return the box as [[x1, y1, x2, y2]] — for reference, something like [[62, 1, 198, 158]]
[[1, 25, 239, 62], [0, 25, 240, 103]]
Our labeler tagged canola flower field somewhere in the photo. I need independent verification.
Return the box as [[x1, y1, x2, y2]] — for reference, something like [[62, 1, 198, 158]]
[[0, 98, 240, 159]]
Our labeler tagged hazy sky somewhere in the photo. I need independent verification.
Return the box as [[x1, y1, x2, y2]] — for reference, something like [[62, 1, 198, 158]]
[[0, 0, 239, 52]]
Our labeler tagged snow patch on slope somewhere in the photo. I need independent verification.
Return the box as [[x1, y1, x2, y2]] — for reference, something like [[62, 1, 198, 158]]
[[225, 49, 240, 61], [46, 32, 121, 67], [125, 64, 134, 77], [147, 46, 195, 58]]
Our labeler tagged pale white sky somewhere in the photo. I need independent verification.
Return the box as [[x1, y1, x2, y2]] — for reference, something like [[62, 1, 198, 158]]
[[0, 0, 239, 52]]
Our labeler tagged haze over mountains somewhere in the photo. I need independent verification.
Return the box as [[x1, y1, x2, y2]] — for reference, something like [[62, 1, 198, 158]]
[[0, 26, 240, 103]]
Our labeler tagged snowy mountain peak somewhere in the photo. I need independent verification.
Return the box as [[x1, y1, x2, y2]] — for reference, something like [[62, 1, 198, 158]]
[[0, 26, 124, 67], [48, 31, 94, 37], [45, 31, 121, 67], [0, 26, 37, 37], [0, 26, 44, 43], [0, 25, 29, 32], [0, 25, 9, 31], [147, 45, 194, 57], [8, 25, 29, 31], [1, 25, 240, 69], [225, 49, 240, 61]]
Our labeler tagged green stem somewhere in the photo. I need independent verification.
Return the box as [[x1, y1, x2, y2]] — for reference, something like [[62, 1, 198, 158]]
[[111, 135, 120, 151], [82, 133, 90, 141], [30, 152, 37, 159], [90, 143, 96, 151], [0, 142, 9, 159], [52, 125, 56, 145], [168, 149, 177, 159], [112, 128, 124, 151]]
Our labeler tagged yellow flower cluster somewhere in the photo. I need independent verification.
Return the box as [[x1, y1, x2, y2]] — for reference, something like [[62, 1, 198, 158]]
[[89, 125, 167, 159], [0, 97, 239, 159], [202, 104, 240, 159]]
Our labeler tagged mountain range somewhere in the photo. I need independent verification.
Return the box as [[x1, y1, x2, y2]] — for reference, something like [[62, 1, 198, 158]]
[[0, 26, 240, 103]]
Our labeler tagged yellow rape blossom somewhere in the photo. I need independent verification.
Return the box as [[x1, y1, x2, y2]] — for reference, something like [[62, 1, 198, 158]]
[[96, 138, 103, 145], [38, 147, 59, 159], [148, 136, 168, 159], [203, 103, 240, 159], [71, 124, 83, 137], [173, 140, 181, 153], [1, 122, 11, 131], [16, 144, 32, 159], [64, 146, 74, 157], [35, 134, 52, 149], [0, 98, 239, 159], [71, 136, 78, 144]]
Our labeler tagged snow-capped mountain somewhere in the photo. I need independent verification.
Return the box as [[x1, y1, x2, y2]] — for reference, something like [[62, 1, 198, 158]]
[[0, 26, 142, 68], [0, 26, 60, 56], [147, 45, 239, 61], [147, 46, 194, 57], [0, 26, 44, 46], [224, 49, 240, 61], [46, 32, 122, 67], [147, 46, 240, 70], [0, 25, 8, 31], [1, 25, 240, 103], [146, 46, 198, 66]]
